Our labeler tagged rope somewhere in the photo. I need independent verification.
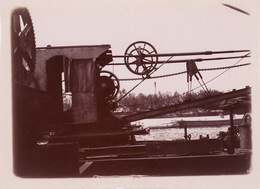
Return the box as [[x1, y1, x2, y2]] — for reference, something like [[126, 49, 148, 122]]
[[118, 63, 250, 81]]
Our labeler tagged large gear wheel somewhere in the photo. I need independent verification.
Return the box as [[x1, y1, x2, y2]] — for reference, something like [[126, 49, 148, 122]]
[[124, 41, 158, 76], [11, 7, 36, 86]]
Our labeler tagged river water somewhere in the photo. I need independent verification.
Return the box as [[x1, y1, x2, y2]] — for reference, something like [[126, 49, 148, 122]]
[[132, 114, 244, 141]]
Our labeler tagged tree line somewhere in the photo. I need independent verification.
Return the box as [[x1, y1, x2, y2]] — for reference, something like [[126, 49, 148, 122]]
[[114, 89, 223, 114]]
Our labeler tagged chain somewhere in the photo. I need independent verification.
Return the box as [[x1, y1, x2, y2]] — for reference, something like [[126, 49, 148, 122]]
[[118, 63, 250, 81]]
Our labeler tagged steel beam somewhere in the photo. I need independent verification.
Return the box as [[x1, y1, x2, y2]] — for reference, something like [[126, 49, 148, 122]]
[[108, 55, 250, 66], [113, 50, 250, 58], [121, 87, 251, 123]]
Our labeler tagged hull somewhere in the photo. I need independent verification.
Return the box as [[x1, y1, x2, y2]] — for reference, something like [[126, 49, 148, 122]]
[[13, 136, 252, 177], [77, 140, 251, 177], [79, 151, 251, 177]]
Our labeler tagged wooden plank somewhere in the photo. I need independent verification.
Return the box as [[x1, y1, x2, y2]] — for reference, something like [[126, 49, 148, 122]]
[[83, 152, 147, 160], [81, 144, 147, 157], [79, 161, 93, 175], [48, 128, 148, 141], [80, 144, 146, 151]]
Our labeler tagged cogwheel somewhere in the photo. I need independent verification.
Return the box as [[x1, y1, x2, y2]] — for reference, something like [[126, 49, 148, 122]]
[[11, 7, 36, 86], [124, 41, 158, 76]]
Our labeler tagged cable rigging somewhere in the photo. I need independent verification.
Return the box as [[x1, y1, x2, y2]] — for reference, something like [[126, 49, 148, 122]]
[[111, 41, 251, 103]]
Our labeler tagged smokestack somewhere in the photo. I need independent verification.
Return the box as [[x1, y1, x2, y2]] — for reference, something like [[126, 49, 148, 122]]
[[154, 82, 157, 95]]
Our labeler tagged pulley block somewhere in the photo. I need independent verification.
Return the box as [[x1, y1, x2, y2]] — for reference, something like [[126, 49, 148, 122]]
[[124, 41, 158, 75], [99, 71, 120, 101]]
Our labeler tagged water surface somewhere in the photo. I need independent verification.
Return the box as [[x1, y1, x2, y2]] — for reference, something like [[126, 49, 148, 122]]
[[132, 115, 243, 141]]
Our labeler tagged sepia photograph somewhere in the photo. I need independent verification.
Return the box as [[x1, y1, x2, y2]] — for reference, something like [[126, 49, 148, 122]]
[[1, 0, 260, 188]]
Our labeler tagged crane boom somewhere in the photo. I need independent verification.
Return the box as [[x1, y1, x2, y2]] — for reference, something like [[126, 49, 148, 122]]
[[121, 87, 251, 123]]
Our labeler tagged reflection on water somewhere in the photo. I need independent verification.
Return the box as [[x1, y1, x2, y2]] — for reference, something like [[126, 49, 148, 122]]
[[133, 115, 243, 141]]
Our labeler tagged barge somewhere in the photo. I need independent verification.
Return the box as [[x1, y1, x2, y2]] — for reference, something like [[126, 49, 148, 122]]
[[178, 119, 242, 128]]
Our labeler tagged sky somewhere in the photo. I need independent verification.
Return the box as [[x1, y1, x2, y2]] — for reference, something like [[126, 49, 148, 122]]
[[2, 0, 259, 95]]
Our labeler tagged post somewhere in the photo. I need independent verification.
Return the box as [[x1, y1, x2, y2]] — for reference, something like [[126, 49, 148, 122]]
[[239, 113, 252, 149], [229, 108, 234, 135], [184, 125, 188, 140], [227, 107, 235, 154]]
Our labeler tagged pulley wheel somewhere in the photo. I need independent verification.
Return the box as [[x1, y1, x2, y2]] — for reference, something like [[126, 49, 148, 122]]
[[11, 8, 36, 86], [124, 41, 158, 75], [100, 71, 120, 101]]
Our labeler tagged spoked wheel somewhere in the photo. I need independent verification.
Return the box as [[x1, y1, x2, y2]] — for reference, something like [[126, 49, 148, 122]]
[[11, 8, 36, 86], [99, 71, 120, 101], [124, 41, 158, 76]]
